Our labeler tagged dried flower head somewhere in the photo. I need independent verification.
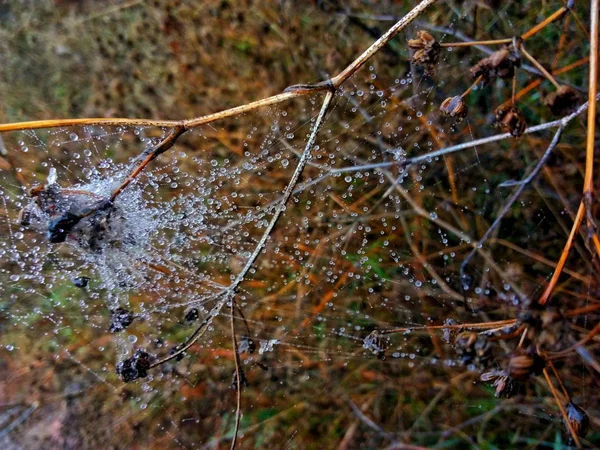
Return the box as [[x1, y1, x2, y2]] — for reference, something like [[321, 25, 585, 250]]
[[481, 369, 518, 398], [440, 96, 468, 122], [363, 329, 389, 360], [470, 44, 521, 84], [494, 104, 527, 137], [117, 349, 151, 382], [506, 349, 545, 380], [544, 85, 580, 116], [565, 401, 590, 439], [408, 30, 440, 75]]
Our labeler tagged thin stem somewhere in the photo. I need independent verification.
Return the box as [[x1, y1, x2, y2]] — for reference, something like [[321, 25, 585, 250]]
[[511, 71, 517, 105], [548, 322, 600, 358], [538, 201, 585, 305], [547, 359, 572, 402], [230, 301, 242, 450], [110, 126, 185, 201], [382, 319, 516, 335], [439, 38, 512, 47], [460, 75, 483, 98], [542, 367, 582, 449], [584, 0, 599, 195], [152, 91, 334, 366], [538, 0, 599, 305], [0, 117, 182, 133], [460, 127, 562, 278], [521, 6, 569, 40], [520, 45, 561, 89], [183, 92, 303, 129]]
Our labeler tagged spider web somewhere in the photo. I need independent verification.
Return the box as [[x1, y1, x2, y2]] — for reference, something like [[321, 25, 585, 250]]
[[0, 1, 597, 448]]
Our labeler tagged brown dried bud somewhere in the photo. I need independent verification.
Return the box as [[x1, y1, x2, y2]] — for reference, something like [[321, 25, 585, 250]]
[[494, 104, 527, 137], [565, 401, 589, 439], [506, 349, 544, 380], [481, 369, 518, 398], [440, 96, 468, 122], [544, 85, 580, 116], [408, 30, 440, 75], [470, 44, 521, 84]]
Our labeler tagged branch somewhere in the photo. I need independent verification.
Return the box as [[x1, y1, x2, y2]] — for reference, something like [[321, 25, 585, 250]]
[[538, 0, 599, 305], [460, 126, 563, 279]]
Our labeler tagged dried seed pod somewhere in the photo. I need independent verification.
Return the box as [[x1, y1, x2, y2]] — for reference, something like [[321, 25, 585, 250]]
[[494, 104, 527, 137], [481, 369, 518, 398], [408, 30, 440, 75], [470, 43, 521, 84], [440, 96, 468, 122], [565, 401, 589, 439], [116, 349, 151, 382], [544, 85, 580, 116], [506, 349, 544, 380], [109, 307, 134, 332], [363, 330, 389, 360], [454, 332, 492, 368]]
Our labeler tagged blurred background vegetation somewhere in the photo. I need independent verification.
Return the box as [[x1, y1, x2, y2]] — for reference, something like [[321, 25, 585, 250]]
[[0, 0, 599, 449]]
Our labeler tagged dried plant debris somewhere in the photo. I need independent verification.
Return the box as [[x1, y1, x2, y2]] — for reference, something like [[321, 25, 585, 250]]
[[408, 30, 440, 75], [481, 369, 519, 398], [363, 330, 389, 360], [72, 276, 90, 288], [116, 349, 151, 383], [238, 336, 256, 355], [19, 168, 155, 255], [453, 332, 493, 369], [470, 43, 521, 84], [565, 401, 590, 439], [544, 85, 581, 116], [493, 104, 527, 137], [440, 96, 468, 122], [109, 307, 135, 332], [184, 306, 200, 323]]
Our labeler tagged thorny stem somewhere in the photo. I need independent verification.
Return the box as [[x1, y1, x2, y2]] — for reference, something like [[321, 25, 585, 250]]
[[539, 0, 599, 306], [460, 127, 563, 278], [542, 367, 583, 449], [520, 45, 562, 89]]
